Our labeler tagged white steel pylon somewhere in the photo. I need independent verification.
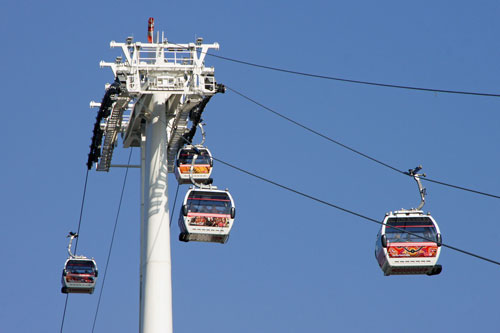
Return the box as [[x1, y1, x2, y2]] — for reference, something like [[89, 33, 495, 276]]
[[89, 19, 223, 333], [140, 93, 172, 332]]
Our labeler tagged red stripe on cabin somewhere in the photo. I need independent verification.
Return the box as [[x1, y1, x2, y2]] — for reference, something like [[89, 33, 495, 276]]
[[389, 242, 436, 246], [188, 198, 230, 202], [188, 213, 230, 218]]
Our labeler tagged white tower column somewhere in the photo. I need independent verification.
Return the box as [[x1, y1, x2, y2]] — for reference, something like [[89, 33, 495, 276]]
[[95, 32, 221, 332], [140, 93, 173, 333]]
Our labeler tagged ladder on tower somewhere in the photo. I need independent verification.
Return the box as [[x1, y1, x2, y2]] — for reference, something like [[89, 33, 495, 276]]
[[92, 32, 221, 172], [97, 96, 131, 171]]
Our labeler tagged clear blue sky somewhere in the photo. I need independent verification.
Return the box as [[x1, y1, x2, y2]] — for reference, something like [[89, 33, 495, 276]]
[[3, 1, 500, 332]]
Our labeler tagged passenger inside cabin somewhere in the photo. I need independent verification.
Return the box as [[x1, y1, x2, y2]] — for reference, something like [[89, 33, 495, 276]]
[[67, 261, 95, 275]]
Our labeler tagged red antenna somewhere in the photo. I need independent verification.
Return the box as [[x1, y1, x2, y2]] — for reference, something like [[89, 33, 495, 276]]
[[148, 17, 154, 43]]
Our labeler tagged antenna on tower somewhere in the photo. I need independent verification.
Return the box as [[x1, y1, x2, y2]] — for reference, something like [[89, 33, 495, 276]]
[[148, 17, 154, 43]]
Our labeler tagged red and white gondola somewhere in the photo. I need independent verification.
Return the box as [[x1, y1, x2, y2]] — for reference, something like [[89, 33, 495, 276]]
[[375, 166, 443, 276], [175, 146, 213, 185], [60, 232, 98, 294], [375, 210, 442, 276], [178, 187, 235, 244], [61, 257, 98, 294]]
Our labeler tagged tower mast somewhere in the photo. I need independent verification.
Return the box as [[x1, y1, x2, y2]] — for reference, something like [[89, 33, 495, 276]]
[[89, 20, 223, 332]]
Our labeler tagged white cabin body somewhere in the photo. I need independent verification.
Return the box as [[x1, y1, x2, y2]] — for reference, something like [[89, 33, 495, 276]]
[[178, 187, 235, 244], [175, 146, 213, 185], [61, 257, 98, 294], [375, 210, 442, 276]]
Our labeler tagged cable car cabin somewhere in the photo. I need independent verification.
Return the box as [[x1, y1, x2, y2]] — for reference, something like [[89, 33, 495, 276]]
[[179, 187, 235, 244], [375, 210, 442, 276], [61, 257, 98, 294], [175, 146, 213, 185]]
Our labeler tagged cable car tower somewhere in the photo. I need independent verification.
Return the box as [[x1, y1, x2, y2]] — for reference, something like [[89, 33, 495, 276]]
[[87, 18, 224, 333]]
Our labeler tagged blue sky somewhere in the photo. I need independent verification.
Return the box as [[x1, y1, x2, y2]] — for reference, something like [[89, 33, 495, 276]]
[[3, 1, 500, 332]]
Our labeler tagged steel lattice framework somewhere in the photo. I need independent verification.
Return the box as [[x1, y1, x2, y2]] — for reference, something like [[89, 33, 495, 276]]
[[89, 36, 221, 172]]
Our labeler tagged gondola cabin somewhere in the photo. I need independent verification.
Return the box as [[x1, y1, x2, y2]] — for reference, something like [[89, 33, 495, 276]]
[[175, 146, 213, 185], [375, 210, 442, 276], [179, 187, 235, 244], [61, 257, 98, 294]]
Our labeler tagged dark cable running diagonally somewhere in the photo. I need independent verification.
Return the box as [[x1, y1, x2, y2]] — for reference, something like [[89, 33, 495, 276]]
[[207, 53, 500, 98], [168, 40, 500, 98], [225, 85, 500, 200], [60, 169, 91, 333], [211, 155, 500, 267], [175, 129, 500, 267], [92, 149, 133, 332]]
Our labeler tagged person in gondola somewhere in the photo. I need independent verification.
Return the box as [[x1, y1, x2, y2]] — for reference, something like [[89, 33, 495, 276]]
[[423, 230, 433, 242], [210, 205, 219, 214], [392, 232, 402, 243]]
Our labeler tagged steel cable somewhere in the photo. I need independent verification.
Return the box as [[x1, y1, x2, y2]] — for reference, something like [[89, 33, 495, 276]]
[[60, 169, 90, 333], [91, 149, 133, 332], [211, 155, 500, 266], [226, 85, 500, 200]]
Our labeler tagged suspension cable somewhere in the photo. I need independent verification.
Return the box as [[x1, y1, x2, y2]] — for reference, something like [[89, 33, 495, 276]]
[[207, 53, 500, 98], [211, 155, 500, 266], [157, 94, 500, 267], [170, 183, 180, 227], [146, 82, 500, 267], [423, 177, 500, 199], [227, 85, 406, 175], [167, 40, 500, 98], [60, 169, 91, 333], [91, 149, 133, 332], [226, 85, 500, 200], [173, 126, 500, 266], [70, 43, 500, 330], [74, 170, 90, 252]]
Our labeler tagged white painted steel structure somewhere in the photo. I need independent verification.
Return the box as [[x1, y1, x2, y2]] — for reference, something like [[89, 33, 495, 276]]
[[140, 93, 173, 332], [93, 30, 221, 333]]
